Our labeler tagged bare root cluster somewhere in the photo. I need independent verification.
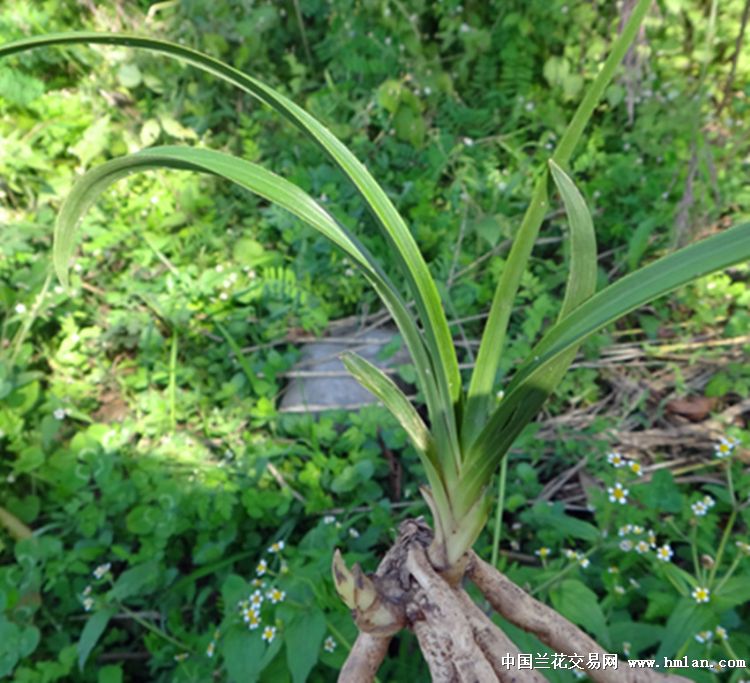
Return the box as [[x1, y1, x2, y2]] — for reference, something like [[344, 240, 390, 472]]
[[336, 519, 690, 683]]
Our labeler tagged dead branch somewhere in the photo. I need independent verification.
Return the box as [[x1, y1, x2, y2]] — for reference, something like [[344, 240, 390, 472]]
[[467, 552, 691, 683], [407, 545, 499, 682], [337, 633, 391, 683]]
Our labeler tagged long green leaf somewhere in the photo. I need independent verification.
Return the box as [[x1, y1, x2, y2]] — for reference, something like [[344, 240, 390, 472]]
[[458, 162, 597, 513], [468, 221, 750, 493], [51, 145, 462, 477], [341, 351, 433, 456], [0, 31, 461, 461], [461, 0, 652, 448]]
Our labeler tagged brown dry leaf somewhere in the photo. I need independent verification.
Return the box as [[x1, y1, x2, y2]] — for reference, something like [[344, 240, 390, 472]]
[[665, 396, 717, 422]]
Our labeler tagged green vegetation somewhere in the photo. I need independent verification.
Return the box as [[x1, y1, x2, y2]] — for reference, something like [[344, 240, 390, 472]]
[[0, 1, 749, 681]]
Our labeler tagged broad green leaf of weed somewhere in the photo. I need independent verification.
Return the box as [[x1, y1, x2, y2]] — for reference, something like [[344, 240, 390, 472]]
[[549, 580, 609, 647], [222, 629, 266, 683], [655, 598, 711, 661], [77, 608, 116, 670], [285, 609, 327, 683]]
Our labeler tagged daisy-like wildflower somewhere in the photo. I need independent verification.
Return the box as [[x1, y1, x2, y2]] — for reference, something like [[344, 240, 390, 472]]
[[256, 559, 268, 576], [632, 525, 644, 535], [563, 548, 577, 559], [715, 625, 727, 640], [14, 303, 27, 314], [607, 451, 626, 467], [691, 501, 708, 517], [647, 530, 657, 547], [249, 590, 264, 609], [206, 641, 216, 658], [323, 636, 337, 653], [244, 610, 261, 629], [93, 563, 111, 579], [534, 547, 551, 559], [692, 586, 710, 604], [608, 483, 629, 505], [628, 460, 643, 477], [695, 630, 713, 644], [83, 597, 94, 612], [268, 540, 285, 554], [261, 626, 276, 643], [635, 540, 650, 555], [714, 437, 736, 459], [655, 544, 673, 562], [251, 578, 265, 588], [53, 408, 67, 420], [578, 555, 590, 569], [619, 540, 633, 552], [618, 524, 633, 537], [703, 495, 715, 508], [267, 587, 285, 604]]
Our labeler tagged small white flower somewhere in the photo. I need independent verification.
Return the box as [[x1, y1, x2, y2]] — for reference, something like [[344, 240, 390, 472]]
[[619, 540, 633, 552], [691, 501, 708, 517], [14, 303, 27, 314], [206, 641, 216, 657], [256, 559, 268, 576], [268, 540, 285, 554], [715, 625, 728, 640], [656, 544, 673, 562], [535, 547, 551, 559], [607, 452, 626, 468], [323, 515, 336, 525], [578, 555, 590, 569], [632, 525, 644, 535], [93, 563, 111, 579], [462, 136, 474, 147], [635, 540, 650, 554], [647, 530, 657, 547], [563, 549, 577, 559], [714, 437, 736, 458], [692, 586, 710, 603], [323, 635, 337, 653], [249, 590, 263, 609], [459, 22, 471, 33], [703, 495, 715, 508], [614, 585, 626, 595], [628, 460, 643, 477], [695, 630, 713, 644], [53, 408, 67, 420], [261, 626, 276, 643], [83, 597, 94, 611], [82, 585, 92, 596], [608, 483, 629, 505], [266, 587, 285, 604], [618, 524, 633, 537]]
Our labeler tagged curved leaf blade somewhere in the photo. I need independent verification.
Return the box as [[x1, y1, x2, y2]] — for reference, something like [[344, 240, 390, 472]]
[[459, 163, 597, 510], [52, 146, 460, 473], [0, 31, 461, 452], [341, 351, 433, 456], [466, 221, 750, 496]]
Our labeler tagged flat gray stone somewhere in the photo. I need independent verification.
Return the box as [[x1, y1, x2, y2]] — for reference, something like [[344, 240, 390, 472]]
[[279, 321, 412, 412]]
